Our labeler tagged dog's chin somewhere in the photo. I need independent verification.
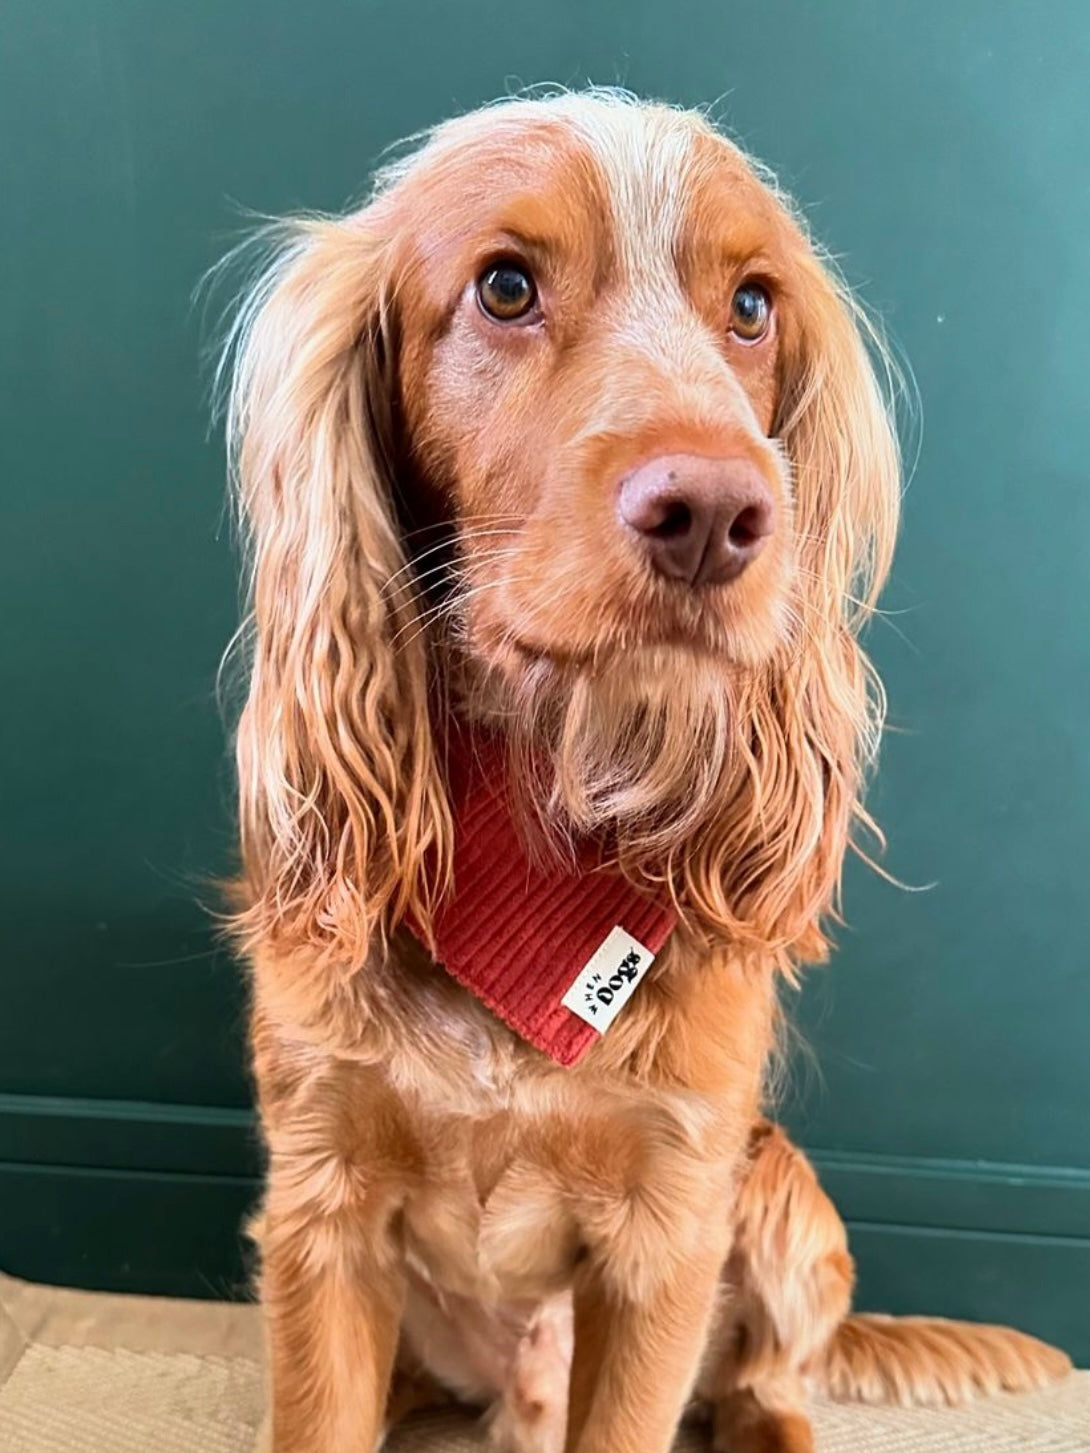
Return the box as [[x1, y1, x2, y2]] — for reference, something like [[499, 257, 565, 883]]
[[457, 627, 753, 854], [465, 604, 788, 697], [458, 545, 797, 688]]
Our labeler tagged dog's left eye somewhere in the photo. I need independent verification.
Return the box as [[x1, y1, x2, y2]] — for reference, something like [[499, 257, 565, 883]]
[[729, 282, 772, 342], [477, 262, 537, 321]]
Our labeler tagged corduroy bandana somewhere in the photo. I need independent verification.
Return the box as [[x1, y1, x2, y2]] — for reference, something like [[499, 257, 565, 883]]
[[408, 720, 679, 1066]]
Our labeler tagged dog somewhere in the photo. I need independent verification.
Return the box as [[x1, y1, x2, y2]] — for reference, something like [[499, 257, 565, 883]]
[[220, 90, 1070, 1453]]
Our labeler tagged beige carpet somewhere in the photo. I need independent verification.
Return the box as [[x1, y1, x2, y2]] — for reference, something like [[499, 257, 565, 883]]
[[1, 1272, 1087, 1452]]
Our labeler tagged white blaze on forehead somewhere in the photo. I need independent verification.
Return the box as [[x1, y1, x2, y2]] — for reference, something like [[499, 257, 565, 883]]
[[569, 102, 697, 294], [561, 99, 759, 426]]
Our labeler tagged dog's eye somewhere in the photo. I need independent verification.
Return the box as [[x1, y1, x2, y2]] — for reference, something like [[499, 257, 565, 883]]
[[477, 262, 537, 322], [729, 282, 772, 342]]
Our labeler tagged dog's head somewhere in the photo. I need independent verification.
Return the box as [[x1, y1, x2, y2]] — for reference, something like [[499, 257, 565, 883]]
[[223, 91, 900, 973]]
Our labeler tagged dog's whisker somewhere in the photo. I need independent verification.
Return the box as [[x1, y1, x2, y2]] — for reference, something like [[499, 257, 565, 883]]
[[390, 548, 525, 605], [791, 566, 915, 634], [383, 529, 523, 592], [400, 512, 524, 543], [391, 575, 524, 655], [386, 544, 524, 598]]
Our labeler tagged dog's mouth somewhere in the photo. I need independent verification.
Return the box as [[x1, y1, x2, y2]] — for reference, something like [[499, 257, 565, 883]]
[[459, 583, 790, 684], [504, 623, 727, 669], [406, 516, 794, 681]]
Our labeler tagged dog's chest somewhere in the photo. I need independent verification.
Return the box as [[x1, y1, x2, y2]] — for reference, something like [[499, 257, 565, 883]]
[[365, 945, 743, 1305], [398, 1110, 584, 1307], [390, 1052, 720, 1308], [398, 1091, 586, 1303]]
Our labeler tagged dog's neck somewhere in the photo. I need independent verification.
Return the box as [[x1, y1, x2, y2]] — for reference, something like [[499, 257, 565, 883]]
[[409, 714, 678, 1066]]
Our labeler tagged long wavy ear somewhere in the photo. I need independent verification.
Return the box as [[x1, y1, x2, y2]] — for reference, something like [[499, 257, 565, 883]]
[[682, 253, 903, 970], [781, 258, 902, 636], [221, 215, 450, 973], [763, 254, 904, 964]]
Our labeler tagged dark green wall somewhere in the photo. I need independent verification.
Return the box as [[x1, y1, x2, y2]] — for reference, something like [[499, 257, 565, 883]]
[[2, 1, 1088, 1357]]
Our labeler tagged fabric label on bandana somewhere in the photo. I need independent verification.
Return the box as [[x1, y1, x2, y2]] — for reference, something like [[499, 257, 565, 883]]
[[560, 926, 656, 1035]]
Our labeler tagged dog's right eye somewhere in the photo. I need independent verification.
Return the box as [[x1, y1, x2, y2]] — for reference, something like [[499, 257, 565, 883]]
[[477, 262, 537, 322]]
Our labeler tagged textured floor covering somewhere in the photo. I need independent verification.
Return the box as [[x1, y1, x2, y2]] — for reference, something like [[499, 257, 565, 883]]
[[1, 1272, 1087, 1452]]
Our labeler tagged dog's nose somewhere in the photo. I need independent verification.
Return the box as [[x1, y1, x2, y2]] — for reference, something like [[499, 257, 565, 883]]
[[618, 454, 775, 587]]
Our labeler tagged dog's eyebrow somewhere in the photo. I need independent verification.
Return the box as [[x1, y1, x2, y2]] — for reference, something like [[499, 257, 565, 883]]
[[486, 213, 617, 296], [674, 231, 788, 290], [483, 227, 572, 269], [423, 222, 601, 340]]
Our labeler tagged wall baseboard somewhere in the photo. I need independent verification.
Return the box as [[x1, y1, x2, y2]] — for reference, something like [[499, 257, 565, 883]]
[[0, 1093, 259, 1177], [2, 1094, 1087, 1360], [811, 1146, 1090, 1239]]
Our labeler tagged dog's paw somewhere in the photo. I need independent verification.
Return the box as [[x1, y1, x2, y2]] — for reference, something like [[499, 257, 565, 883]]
[[712, 1396, 815, 1453], [485, 1396, 566, 1453]]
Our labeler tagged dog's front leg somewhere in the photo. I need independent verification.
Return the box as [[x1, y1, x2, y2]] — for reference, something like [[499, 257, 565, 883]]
[[259, 1159, 407, 1453], [565, 1238, 728, 1453]]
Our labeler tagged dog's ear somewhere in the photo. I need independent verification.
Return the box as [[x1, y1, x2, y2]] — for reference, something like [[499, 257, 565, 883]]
[[778, 259, 902, 636], [223, 216, 450, 972], [689, 259, 902, 968], [753, 258, 903, 964]]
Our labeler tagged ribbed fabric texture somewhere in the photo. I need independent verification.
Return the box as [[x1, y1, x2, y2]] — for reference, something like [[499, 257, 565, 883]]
[[412, 722, 678, 1066]]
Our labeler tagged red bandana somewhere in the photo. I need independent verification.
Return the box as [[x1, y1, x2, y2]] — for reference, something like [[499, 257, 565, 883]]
[[409, 721, 678, 1066]]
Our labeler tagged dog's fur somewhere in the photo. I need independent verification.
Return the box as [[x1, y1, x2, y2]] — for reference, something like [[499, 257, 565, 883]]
[[221, 91, 1070, 1453]]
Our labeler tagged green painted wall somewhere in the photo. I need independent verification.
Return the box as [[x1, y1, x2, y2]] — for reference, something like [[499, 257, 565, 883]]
[[2, 1, 1088, 1358]]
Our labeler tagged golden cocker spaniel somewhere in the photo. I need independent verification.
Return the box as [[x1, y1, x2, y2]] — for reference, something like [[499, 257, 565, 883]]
[[220, 90, 1069, 1453]]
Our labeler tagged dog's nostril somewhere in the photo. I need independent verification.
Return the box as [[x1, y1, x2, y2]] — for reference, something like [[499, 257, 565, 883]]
[[618, 453, 775, 587], [728, 504, 767, 550], [648, 500, 693, 540]]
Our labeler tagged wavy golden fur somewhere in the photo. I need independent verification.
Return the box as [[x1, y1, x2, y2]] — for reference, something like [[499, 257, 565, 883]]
[[220, 91, 1069, 1453]]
